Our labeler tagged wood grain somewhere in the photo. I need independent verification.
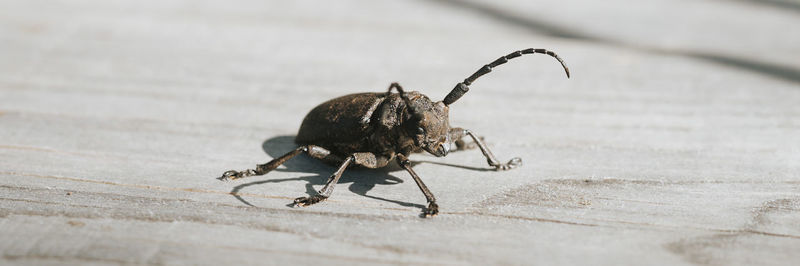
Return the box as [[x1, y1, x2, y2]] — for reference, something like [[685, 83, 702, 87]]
[[1, 0, 799, 265]]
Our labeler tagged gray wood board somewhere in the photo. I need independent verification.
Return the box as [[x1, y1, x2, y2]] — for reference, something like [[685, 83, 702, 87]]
[[1, 0, 799, 265]]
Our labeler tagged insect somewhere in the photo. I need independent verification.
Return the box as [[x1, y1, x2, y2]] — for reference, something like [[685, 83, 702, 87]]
[[220, 48, 570, 217]]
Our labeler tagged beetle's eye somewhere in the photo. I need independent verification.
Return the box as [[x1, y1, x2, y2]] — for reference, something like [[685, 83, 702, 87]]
[[416, 127, 425, 134]]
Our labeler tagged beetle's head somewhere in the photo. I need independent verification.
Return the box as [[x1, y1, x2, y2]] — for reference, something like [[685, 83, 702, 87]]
[[404, 94, 451, 157]]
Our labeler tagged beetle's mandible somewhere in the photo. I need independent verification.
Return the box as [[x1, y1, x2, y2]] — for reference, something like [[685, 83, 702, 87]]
[[220, 48, 570, 217]]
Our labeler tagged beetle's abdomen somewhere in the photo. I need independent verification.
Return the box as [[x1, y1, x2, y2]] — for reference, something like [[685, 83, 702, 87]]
[[295, 93, 384, 149]]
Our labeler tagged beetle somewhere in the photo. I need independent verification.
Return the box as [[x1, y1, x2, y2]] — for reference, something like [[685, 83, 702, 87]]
[[220, 48, 570, 217]]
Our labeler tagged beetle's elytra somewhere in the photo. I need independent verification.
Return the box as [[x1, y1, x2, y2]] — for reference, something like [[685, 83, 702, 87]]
[[220, 48, 570, 217]]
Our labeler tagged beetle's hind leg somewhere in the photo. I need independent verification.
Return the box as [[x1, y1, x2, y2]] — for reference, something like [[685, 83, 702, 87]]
[[219, 146, 306, 181], [219, 145, 334, 181], [449, 128, 521, 171]]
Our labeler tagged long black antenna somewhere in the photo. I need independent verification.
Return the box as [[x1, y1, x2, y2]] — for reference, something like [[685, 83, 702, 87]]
[[442, 48, 570, 106]]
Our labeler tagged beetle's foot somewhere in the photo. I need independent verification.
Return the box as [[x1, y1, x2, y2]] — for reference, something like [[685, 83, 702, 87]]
[[218, 169, 255, 181], [493, 157, 522, 171], [293, 195, 328, 207], [422, 202, 439, 217]]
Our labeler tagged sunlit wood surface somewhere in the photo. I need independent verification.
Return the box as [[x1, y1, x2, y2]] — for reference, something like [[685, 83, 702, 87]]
[[1, 0, 799, 265]]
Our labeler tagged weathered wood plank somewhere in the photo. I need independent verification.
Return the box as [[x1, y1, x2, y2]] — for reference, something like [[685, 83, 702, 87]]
[[1, 0, 799, 265]]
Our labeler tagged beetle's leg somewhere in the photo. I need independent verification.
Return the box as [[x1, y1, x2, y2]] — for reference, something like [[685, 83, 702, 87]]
[[396, 153, 438, 217], [351, 152, 391, 168], [294, 155, 354, 207], [294, 151, 389, 206], [219, 146, 309, 181], [385, 82, 422, 116], [385, 82, 405, 97], [449, 127, 483, 151], [449, 128, 521, 171], [220, 145, 340, 181]]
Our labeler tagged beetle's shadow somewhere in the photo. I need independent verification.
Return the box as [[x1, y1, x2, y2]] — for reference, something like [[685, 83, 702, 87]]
[[229, 135, 426, 209]]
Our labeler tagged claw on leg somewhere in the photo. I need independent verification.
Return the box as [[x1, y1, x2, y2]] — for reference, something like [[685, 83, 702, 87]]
[[218, 146, 307, 182], [218, 169, 255, 181], [493, 157, 522, 171], [423, 202, 439, 217], [294, 195, 328, 207]]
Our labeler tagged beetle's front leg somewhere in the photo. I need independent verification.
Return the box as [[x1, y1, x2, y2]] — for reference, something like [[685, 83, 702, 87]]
[[449, 128, 522, 171], [450, 131, 482, 151], [396, 154, 438, 217]]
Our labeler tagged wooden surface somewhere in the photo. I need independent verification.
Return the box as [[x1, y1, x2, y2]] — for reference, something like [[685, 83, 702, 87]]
[[1, 0, 799, 265]]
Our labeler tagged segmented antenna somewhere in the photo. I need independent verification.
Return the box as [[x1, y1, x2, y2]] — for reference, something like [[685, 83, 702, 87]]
[[443, 48, 570, 106]]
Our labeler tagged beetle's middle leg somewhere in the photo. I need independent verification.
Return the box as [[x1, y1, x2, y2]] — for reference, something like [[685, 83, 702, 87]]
[[293, 154, 354, 206], [449, 128, 522, 171], [294, 152, 387, 207]]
